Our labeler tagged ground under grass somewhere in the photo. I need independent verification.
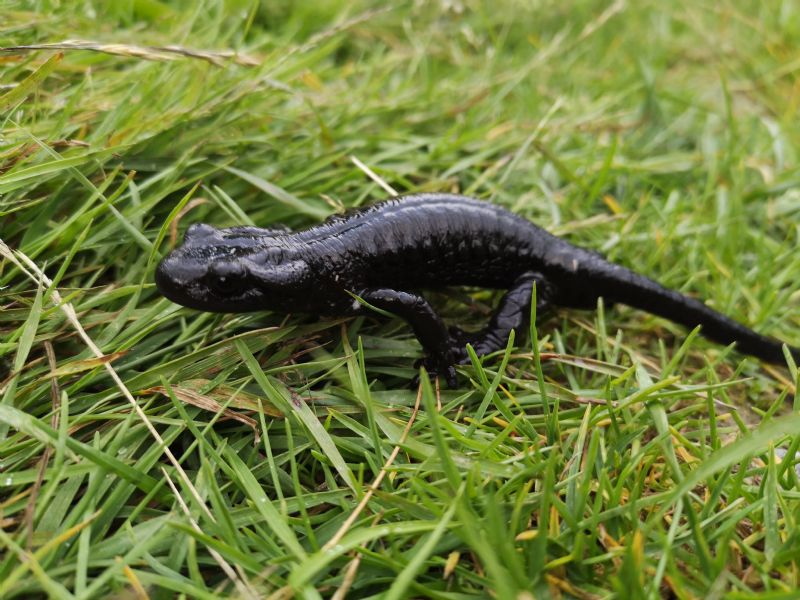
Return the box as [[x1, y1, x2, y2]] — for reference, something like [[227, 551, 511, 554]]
[[1, 1, 800, 598]]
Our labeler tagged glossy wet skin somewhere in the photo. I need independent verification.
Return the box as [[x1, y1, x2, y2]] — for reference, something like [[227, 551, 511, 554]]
[[155, 223, 312, 313], [155, 193, 799, 384]]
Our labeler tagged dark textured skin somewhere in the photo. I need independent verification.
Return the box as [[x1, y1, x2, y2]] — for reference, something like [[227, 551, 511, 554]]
[[155, 193, 800, 385]]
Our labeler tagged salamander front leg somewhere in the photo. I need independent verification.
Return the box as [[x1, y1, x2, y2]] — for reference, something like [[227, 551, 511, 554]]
[[449, 271, 555, 362], [358, 288, 457, 387]]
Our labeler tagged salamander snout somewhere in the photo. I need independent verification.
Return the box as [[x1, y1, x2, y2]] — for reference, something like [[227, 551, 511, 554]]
[[154, 255, 207, 305], [155, 255, 206, 286]]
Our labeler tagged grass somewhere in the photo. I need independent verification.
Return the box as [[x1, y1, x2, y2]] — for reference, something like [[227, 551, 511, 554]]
[[1, 0, 800, 597]]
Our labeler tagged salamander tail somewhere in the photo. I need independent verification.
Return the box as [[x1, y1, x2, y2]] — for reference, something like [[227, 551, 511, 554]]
[[591, 261, 799, 365]]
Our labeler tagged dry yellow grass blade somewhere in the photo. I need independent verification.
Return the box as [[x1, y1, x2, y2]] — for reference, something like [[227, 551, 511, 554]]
[[0, 39, 260, 66], [143, 379, 279, 440]]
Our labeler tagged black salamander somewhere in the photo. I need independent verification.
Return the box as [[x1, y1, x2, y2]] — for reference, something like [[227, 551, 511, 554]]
[[155, 194, 799, 386]]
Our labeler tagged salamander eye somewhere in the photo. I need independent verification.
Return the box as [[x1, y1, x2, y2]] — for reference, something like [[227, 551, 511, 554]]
[[206, 263, 249, 296]]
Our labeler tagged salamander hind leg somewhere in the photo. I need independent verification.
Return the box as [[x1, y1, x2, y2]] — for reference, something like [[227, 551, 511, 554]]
[[450, 271, 555, 364], [358, 288, 458, 387]]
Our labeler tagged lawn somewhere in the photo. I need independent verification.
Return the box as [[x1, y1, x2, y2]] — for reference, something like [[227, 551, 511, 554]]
[[1, 1, 800, 598]]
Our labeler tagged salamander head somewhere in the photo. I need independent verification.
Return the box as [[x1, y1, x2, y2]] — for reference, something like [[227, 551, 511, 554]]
[[155, 223, 310, 312]]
